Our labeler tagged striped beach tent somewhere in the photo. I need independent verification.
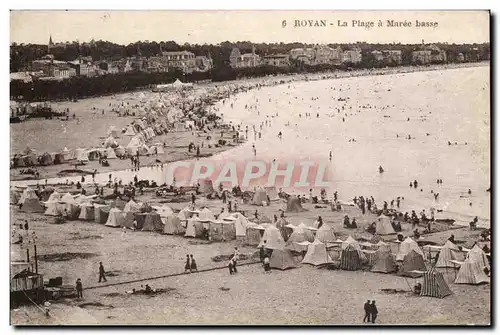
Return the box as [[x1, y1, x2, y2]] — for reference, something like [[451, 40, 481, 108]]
[[454, 258, 490, 285], [466, 245, 489, 269], [340, 244, 361, 271], [420, 270, 453, 298], [435, 240, 465, 268]]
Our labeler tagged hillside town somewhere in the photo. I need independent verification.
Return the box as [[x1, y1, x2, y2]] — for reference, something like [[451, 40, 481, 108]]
[[10, 36, 486, 83]]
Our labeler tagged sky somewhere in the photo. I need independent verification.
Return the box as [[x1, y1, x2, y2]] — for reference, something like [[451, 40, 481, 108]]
[[10, 10, 490, 45]]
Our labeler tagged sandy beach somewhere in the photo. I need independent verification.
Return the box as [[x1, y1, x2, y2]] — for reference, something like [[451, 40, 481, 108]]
[[10, 62, 491, 325], [10, 190, 490, 325]]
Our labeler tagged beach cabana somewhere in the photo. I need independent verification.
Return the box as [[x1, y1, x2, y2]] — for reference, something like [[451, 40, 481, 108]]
[[270, 249, 299, 270], [258, 225, 285, 250], [396, 237, 424, 261], [398, 250, 426, 277], [420, 270, 453, 298], [302, 239, 333, 266], [454, 258, 490, 285], [435, 240, 465, 268], [340, 244, 362, 271], [105, 208, 124, 228], [163, 215, 185, 235]]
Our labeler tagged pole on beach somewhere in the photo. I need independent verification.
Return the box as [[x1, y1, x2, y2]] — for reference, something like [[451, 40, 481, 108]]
[[34, 244, 38, 274]]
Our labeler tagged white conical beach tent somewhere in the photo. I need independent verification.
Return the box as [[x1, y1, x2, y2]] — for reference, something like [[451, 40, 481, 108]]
[[185, 217, 203, 237], [315, 224, 336, 243], [435, 240, 465, 268], [302, 239, 333, 266], [375, 214, 396, 235], [454, 258, 490, 285], [105, 208, 124, 227], [258, 225, 285, 250], [124, 125, 136, 136], [396, 237, 424, 261], [43, 191, 62, 215], [466, 245, 489, 269], [78, 202, 95, 220], [106, 147, 117, 159], [229, 212, 249, 237]]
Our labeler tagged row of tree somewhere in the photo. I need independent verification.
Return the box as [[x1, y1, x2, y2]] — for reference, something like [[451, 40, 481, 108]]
[[10, 40, 490, 72], [8, 57, 458, 102]]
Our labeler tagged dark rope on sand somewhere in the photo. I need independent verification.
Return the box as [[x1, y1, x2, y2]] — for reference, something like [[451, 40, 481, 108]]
[[85, 261, 261, 290]]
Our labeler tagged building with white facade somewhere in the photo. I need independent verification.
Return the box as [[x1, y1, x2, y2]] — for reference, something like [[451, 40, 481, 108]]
[[262, 54, 290, 67], [229, 47, 260, 68], [160, 51, 197, 73], [342, 48, 362, 64]]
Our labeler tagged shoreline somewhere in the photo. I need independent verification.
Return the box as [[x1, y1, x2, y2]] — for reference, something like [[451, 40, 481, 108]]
[[11, 60, 489, 173]]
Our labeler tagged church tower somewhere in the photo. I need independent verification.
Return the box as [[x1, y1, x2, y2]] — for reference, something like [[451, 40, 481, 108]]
[[48, 35, 54, 54]]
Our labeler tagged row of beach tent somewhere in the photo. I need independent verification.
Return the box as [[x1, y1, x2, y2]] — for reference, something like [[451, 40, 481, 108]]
[[12, 186, 489, 290]]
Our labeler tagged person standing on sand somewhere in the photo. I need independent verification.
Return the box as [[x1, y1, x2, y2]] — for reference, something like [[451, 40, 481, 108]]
[[260, 243, 267, 263], [98, 262, 107, 283], [76, 279, 83, 299], [370, 301, 378, 323], [190, 255, 198, 272], [231, 257, 238, 274], [363, 300, 371, 323], [184, 254, 191, 272], [263, 256, 271, 273]]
